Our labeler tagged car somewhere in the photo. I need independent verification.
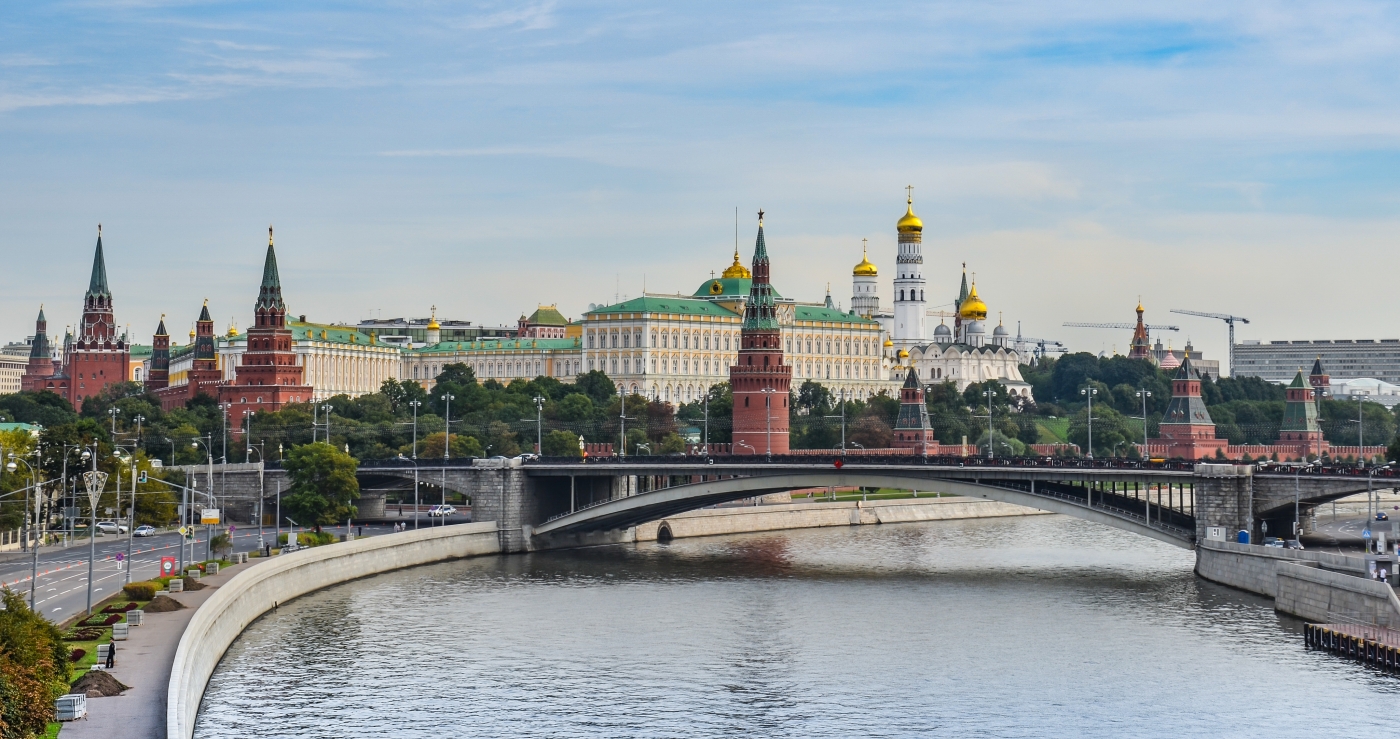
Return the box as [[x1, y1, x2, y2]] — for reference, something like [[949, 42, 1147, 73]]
[[428, 504, 457, 517], [133, 525, 156, 537], [1263, 537, 1285, 548], [1376, 512, 1390, 521], [1284, 539, 1305, 550], [95, 521, 128, 535]]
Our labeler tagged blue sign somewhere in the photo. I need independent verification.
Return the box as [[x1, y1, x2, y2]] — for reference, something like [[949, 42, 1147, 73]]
[[1363, 529, 1372, 539]]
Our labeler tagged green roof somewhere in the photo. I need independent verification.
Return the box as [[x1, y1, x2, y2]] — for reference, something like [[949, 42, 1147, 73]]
[[409, 337, 580, 354], [526, 306, 569, 326], [170, 343, 194, 360], [129, 344, 152, 358], [587, 296, 741, 317], [693, 277, 783, 300], [793, 306, 877, 324], [289, 321, 395, 347], [0, 422, 38, 434]]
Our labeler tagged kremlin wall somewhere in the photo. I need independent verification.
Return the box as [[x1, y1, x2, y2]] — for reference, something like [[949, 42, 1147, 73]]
[[9, 196, 1388, 462]]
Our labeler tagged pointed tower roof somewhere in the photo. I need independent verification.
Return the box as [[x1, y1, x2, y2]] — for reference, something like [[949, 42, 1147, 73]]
[[1310, 356, 1326, 376], [957, 264, 969, 307], [257, 226, 287, 312], [1288, 368, 1308, 388], [37, 305, 46, 323], [198, 299, 212, 322], [902, 364, 921, 389], [87, 224, 111, 298], [155, 314, 168, 335], [742, 210, 779, 331]]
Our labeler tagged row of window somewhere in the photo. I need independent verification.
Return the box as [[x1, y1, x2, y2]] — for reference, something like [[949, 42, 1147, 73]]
[[410, 358, 583, 381]]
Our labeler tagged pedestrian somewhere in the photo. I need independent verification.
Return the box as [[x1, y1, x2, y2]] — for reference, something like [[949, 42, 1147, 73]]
[[357, 525, 363, 538], [106, 642, 115, 669]]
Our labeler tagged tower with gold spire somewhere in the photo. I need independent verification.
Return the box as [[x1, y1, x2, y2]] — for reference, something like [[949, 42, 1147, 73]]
[[892, 187, 926, 349], [851, 238, 879, 318]]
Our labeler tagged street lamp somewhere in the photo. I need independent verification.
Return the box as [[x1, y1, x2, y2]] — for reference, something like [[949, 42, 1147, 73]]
[[983, 388, 995, 460], [114, 448, 137, 584], [1135, 388, 1152, 457], [533, 395, 545, 455], [319, 404, 334, 446], [133, 415, 145, 446], [243, 410, 255, 463], [1353, 395, 1365, 466], [108, 408, 121, 439], [617, 385, 627, 458], [6, 451, 42, 610], [408, 400, 422, 459], [396, 455, 421, 530], [440, 393, 454, 527], [1080, 386, 1098, 459], [190, 437, 214, 571], [219, 402, 232, 463], [80, 446, 104, 615]]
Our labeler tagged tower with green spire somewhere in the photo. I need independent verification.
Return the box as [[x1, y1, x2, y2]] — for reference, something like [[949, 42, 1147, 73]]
[[730, 210, 791, 456], [64, 224, 129, 408], [220, 227, 312, 428], [1276, 368, 1324, 460]]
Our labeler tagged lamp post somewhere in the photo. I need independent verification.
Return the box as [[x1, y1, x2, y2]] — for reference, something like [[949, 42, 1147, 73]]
[[114, 448, 136, 584], [1354, 396, 1365, 465], [190, 437, 214, 571], [397, 455, 421, 530], [81, 447, 104, 615], [983, 388, 995, 460], [441, 393, 454, 527], [1294, 461, 1316, 543], [618, 385, 626, 458], [1080, 386, 1098, 459], [219, 402, 231, 463], [702, 391, 710, 457], [319, 404, 334, 446], [533, 395, 545, 455], [409, 400, 422, 459], [108, 408, 120, 439], [243, 410, 255, 463], [1136, 388, 1152, 457], [6, 452, 41, 610], [133, 415, 145, 446]]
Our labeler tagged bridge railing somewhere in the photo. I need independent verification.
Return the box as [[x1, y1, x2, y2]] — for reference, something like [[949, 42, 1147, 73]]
[[526, 454, 1206, 472]]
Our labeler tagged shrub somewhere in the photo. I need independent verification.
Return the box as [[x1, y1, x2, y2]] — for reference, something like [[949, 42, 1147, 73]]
[[0, 589, 70, 737], [121, 582, 156, 601], [69, 649, 86, 662]]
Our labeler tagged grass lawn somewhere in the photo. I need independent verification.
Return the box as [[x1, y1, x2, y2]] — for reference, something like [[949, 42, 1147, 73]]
[[63, 596, 143, 673], [43, 722, 60, 739], [1038, 417, 1070, 443]]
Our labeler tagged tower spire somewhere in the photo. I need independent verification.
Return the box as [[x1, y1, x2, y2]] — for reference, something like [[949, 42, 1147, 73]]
[[87, 223, 111, 298], [257, 226, 286, 312]]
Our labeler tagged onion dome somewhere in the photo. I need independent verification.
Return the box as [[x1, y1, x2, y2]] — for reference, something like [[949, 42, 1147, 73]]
[[1160, 344, 1182, 370], [897, 196, 923, 234], [228, 320, 239, 337], [959, 282, 988, 321], [897, 348, 910, 362], [426, 305, 440, 331], [993, 323, 1008, 337], [852, 243, 878, 276], [189, 327, 196, 341], [883, 337, 894, 348], [721, 248, 752, 279], [934, 321, 952, 339]]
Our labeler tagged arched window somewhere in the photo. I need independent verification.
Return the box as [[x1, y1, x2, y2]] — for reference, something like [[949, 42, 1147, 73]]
[[651, 332, 658, 347]]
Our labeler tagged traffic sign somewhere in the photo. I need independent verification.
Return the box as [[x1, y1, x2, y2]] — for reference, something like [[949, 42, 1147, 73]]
[[160, 556, 175, 576], [115, 552, 123, 562], [178, 526, 188, 536], [1363, 529, 1372, 539]]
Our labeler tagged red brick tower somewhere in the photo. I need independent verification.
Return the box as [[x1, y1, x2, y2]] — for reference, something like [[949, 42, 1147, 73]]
[[1128, 300, 1150, 360], [1149, 356, 1228, 459], [220, 228, 312, 432], [1308, 356, 1329, 402], [145, 315, 170, 391], [729, 211, 790, 456], [892, 366, 936, 452], [188, 301, 223, 396], [66, 225, 130, 409], [20, 306, 65, 394]]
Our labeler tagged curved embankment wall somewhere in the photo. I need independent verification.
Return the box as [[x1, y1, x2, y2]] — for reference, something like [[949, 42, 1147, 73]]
[[1196, 539, 1400, 626], [167, 522, 501, 739]]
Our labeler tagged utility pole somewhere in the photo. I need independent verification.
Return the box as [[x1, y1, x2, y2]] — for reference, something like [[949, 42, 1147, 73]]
[[984, 388, 995, 459], [409, 400, 421, 459]]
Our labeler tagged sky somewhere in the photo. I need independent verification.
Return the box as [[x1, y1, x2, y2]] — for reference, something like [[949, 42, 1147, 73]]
[[2, 0, 1398, 366]]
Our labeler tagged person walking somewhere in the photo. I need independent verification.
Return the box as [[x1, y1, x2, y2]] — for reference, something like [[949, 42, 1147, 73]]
[[106, 642, 115, 669]]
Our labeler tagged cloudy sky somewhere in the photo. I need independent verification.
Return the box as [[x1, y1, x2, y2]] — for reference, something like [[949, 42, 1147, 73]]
[[2, 1, 1397, 364]]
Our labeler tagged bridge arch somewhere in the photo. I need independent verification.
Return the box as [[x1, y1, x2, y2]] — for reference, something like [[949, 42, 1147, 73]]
[[531, 472, 1192, 548]]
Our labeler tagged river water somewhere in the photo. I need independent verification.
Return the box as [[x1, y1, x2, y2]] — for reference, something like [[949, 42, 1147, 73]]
[[195, 515, 1399, 738]]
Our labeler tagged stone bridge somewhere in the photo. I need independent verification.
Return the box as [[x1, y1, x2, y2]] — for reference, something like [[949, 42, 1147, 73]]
[[176, 457, 1397, 552]]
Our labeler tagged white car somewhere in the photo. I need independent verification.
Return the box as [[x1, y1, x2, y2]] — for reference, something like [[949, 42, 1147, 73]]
[[133, 525, 156, 537], [428, 505, 457, 517], [95, 521, 129, 535]]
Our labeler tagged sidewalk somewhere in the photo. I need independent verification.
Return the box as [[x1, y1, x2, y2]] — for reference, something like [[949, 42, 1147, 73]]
[[59, 560, 258, 739]]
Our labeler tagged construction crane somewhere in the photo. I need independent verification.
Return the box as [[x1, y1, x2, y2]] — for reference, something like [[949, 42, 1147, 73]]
[[1013, 323, 1066, 363], [1170, 309, 1250, 377], [1062, 321, 1180, 332]]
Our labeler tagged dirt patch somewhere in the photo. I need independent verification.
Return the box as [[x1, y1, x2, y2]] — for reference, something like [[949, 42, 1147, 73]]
[[182, 577, 208, 591], [72, 669, 129, 697], [143, 595, 186, 613]]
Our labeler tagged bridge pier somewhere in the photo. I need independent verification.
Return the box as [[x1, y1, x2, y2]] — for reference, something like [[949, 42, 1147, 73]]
[[1193, 464, 1253, 542]]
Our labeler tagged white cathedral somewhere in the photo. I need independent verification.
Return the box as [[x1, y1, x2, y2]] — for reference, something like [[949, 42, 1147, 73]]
[[851, 192, 1034, 401]]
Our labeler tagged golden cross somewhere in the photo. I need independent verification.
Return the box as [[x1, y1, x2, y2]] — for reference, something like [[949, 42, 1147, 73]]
[[905, 185, 914, 203]]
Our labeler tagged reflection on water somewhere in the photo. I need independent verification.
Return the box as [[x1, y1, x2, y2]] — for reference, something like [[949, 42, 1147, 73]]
[[196, 516, 1399, 739]]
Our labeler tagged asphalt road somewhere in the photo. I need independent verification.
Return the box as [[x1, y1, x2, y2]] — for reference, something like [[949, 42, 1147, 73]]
[[0, 521, 420, 624]]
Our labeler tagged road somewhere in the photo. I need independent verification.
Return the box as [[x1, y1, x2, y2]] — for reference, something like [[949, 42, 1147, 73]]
[[0, 520, 439, 624]]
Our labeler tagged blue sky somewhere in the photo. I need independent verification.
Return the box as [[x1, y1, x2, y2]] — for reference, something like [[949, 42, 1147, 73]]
[[2, 0, 1398, 364]]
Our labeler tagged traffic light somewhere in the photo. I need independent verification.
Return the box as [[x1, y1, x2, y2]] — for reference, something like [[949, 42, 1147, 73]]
[[137, 470, 148, 484]]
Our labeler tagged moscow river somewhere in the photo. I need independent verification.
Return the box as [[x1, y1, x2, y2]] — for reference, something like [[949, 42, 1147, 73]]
[[195, 515, 1399, 738]]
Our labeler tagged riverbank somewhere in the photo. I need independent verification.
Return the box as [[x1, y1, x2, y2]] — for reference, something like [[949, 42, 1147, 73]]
[[634, 495, 1051, 541]]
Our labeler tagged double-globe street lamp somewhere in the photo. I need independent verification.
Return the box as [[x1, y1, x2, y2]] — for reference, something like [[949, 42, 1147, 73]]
[[1080, 386, 1099, 460], [5, 451, 43, 610]]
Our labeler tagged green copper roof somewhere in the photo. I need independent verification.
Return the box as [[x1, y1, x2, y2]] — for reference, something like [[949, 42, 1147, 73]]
[[526, 306, 569, 326], [1281, 369, 1320, 432], [409, 337, 580, 354], [743, 223, 779, 331], [793, 306, 877, 324], [87, 229, 111, 298], [587, 296, 741, 317], [693, 276, 784, 300], [129, 344, 152, 358], [1288, 370, 1307, 389], [256, 234, 286, 313], [289, 320, 394, 347]]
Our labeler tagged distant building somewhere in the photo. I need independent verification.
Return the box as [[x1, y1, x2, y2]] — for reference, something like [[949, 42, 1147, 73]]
[[1328, 377, 1400, 409], [1150, 338, 1219, 381], [356, 315, 513, 348], [517, 305, 571, 339], [0, 342, 27, 395], [1234, 339, 1400, 385]]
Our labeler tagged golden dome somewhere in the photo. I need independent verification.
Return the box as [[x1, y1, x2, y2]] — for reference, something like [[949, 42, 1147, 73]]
[[227, 321, 239, 337], [896, 198, 923, 233], [883, 337, 894, 348], [897, 348, 910, 363], [721, 248, 751, 279], [959, 283, 988, 321], [852, 243, 878, 276], [426, 305, 440, 331]]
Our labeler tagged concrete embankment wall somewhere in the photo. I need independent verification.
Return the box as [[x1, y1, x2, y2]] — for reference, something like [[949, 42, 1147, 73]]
[[1196, 539, 1400, 626], [634, 496, 1049, 541], [168, 522, 501, 739]]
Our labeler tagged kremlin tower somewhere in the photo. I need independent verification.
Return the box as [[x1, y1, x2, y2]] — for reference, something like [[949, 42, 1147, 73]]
[[219, 227, 313, 432], [892, 188, 926, 349], [892, 366, 936, 452], [1129, 301, 1150, 360], [146, 315, 170, 391], [729, 211, 791, 457], [19, 306, 62, 393], [1148, 356, 1228, 459]]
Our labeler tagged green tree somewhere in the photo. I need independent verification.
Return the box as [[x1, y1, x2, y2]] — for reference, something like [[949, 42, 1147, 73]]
[[658, 432, 687, 454], [574, 370, 617, 406], [541, 430, 582, 457], [281, 442, 360, 528], [0, 589, 70, 738], [418, 432, 484, 459]]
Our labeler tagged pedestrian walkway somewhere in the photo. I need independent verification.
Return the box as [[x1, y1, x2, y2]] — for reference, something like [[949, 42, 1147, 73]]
[[59, 560, 257, 739]]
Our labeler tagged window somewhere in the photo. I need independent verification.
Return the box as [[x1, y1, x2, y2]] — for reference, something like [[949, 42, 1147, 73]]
[[704, 333, 710, 350], [624, 358, 630, 373], [786, 339, 792, 353], [826, 341, 832, 354], [588, 333, 596, 349], [651, 358, 658, 372], [651, 332, 657, 347], [623, 333, 630, 348], [806, 340, 811, 353], [611, 333, 619, 348], [724, 335, 731, 350], [611, 358, 618, 373], [635, 332, 642, 348], [683, 333, 689, 349]]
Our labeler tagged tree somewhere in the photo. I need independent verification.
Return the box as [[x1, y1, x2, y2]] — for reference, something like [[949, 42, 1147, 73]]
[[0, 589, 69, 738], [542, 430, 582, 457], [659, 432, 687, 454], [418, 432, 483, 459], [574, 370, 617, 406], [793, 380, 834, 416], [849, 410, 893, 449], [281, 442, 360, 527]]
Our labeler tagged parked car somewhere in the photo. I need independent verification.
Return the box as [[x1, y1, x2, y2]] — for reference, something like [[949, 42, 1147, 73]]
[[428, 504, 457, 517], [95, 521, 128, 535], [1376, 512, 1390, 521], [133, 525, 156, 537], [1263, 537, 1285, 548], [1284, 539, 1305, 550]]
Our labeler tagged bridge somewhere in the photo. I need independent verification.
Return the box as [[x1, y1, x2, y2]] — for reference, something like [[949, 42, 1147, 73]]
[[184, 456, 1396, 553]]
